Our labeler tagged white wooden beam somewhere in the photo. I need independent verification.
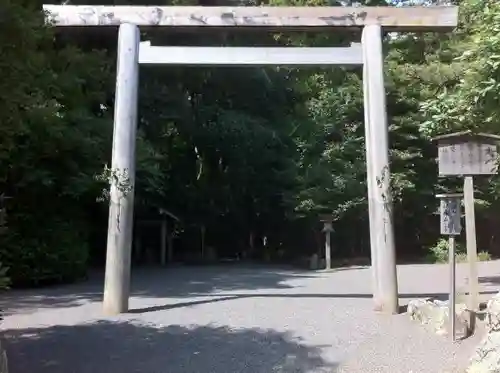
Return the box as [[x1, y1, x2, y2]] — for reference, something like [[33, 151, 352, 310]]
[[363, 24, 398, 314], [138, 43, 363, 66], [43, 5, 458, 31], [362, 35, 381, 311]]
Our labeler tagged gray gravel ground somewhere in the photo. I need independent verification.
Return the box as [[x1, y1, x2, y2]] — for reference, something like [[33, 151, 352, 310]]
[[1, 261, 499, 373]]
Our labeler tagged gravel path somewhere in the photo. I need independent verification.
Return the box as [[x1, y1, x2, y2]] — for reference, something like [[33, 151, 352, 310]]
[[1, 261, 499, 373]]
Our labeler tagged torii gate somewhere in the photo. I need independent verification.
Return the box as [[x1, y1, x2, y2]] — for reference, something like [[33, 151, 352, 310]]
[[43, 5, 458, 315]]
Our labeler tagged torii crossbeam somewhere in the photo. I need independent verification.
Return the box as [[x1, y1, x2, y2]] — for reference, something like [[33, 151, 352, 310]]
[[43, 5, 459, 316], [43, 5, 457, 31]]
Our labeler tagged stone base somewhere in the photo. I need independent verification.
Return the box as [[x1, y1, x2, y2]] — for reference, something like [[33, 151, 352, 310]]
[[467, 292, 500, 373], [407, 298, 471, 339]]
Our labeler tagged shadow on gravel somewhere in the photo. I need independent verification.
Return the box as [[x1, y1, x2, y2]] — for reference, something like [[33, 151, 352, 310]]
[[479, 275, 500, 286], [128, 290, 499, 314], [4, 321, 335, 373], [0, 266, 316, 315], [3, 263, 499, 316]]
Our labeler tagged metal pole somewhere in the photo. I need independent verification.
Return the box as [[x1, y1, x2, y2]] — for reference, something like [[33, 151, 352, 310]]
[[362, 24, 399, 314], [362, 30, 381, 309], [463, 176, 479, 311], [449, 235, 456, 341], [103, 23, 140, 315], [325, 229, 332, 270]]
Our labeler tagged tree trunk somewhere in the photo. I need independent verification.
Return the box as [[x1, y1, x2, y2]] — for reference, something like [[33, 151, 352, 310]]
[[160, 218, 167, 266], [313, 228, 322, 256], [201, 225, 206, 260], [168, 226, 174, 264]]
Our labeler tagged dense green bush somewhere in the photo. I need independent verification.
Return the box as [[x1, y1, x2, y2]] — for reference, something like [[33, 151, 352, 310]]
[[477, 251, 493, 262], [427, 238, 492, 264], [0, 0, 109, 287], [0, 218, 89, 286]]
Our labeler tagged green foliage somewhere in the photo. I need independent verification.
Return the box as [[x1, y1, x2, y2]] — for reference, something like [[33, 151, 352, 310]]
[[0, 0, 108, 286], [1, 218, 89, 286], [420, 0, 500, 136], [427, 238, 493, 264], [478, 251, 493, 262], [426, 238, 465, 264], [456, 253, 468, 264]]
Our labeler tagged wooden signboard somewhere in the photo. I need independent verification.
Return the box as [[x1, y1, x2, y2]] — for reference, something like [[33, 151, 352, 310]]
[[433, 131, 500, 176], [438, 142, 497, 176]]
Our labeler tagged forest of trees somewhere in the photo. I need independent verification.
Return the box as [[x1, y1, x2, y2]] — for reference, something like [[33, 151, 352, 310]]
[[1, 0, 500, 287]]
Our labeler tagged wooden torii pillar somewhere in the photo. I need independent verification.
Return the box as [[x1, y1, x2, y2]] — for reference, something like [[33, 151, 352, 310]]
[[43, 4, 458, 315]]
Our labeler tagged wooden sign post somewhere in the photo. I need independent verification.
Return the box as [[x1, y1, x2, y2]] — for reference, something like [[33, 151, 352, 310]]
[[433, 131, 500, 312], [436, 193, 462, 342], [320, 215, 334, 270]]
